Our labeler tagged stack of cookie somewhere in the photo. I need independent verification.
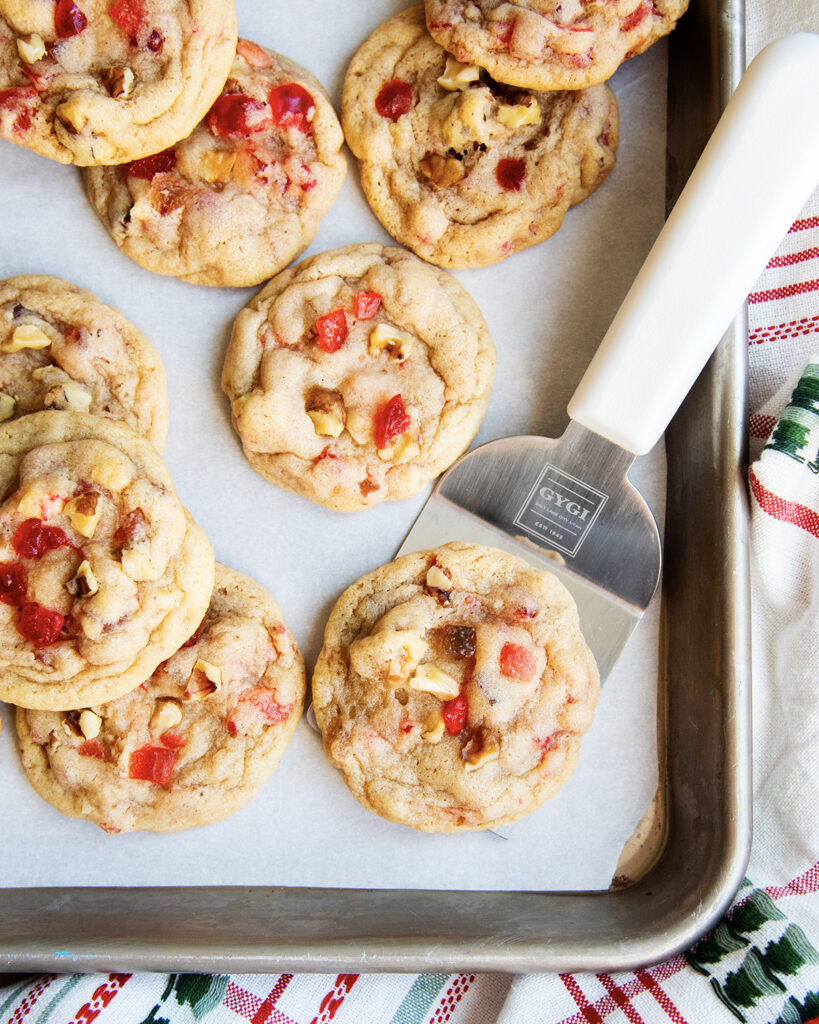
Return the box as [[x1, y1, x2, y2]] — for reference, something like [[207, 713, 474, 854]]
[[0, 0, 347, 287], [0, 277, 305, 833], [341, 1, 687, 268]]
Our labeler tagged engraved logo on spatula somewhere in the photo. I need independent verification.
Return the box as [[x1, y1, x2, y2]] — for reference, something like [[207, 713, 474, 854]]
[[514, 465, 608, 557]]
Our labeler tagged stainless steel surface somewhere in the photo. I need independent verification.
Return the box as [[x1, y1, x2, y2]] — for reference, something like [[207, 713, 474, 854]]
[[398, 422, 660, 682], [0, 0, 752, 973]]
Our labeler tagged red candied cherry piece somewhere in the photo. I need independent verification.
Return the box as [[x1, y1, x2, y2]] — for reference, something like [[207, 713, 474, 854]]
[[55, 0, 87, 37], [13, 518, 73, 559], [125, 148, 176, 180], [241, 686, 290, 724], [373, 394, 411, 449], [159, 731, 186, 749], [442, 693, 468, 735], [491, 21, 514, 46], [269, 83, 315, 133], [0, 87, 38, 133], [108, 0, 145, 38], [78, 738, 106, 759], [206, 93, 272, 139], [620, 1, 652, 31], [496, 157, 526, 192], [17, 602, 65, 647], [237, 38, 273, 68], [315, 308, 348, 353], [375, 80, 414, 121], [0, 562, 27, 606], [353, 292, 382, 320], [499, 642, 537, 681], [128, 744, 177, 785]]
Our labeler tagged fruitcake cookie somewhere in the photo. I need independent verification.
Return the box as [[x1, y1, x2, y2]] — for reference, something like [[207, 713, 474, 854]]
[[83, 39, 347, 287], [342, 6, 617, 268], [221, 243, 496, 511], [0, 275, 168, 449], [424, 0, 689, 91], [312, 541, 600, 831], [16, 562, 306, 832], [0, 0, 237, 165], [0, 411, 214, 710]]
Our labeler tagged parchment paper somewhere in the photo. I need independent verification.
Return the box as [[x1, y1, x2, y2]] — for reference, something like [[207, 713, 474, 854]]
[[0, 0, 667, 891]]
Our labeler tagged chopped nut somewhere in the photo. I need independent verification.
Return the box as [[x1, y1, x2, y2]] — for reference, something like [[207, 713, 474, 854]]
[[78, 709, 102, 740], [43, 379, 93, 413], [437, 56, 481, 91], [56, 96, 88, 134], [377, 432, 420, 464], [151, 698, 183, 733], [16, 481, 67, 520], [350, 628, 428, 682], [462, 729, 500, 771], [1, 324, 52, 352], [65, 559, 99, 598], [200, 149, 237, 184], [0, 393, 15, 422], [184, 659, 222, 700], [408, 663, 460, 699], [345, 408, 371, 445], [62, 714, 83, 739], [419, 152, 466, 189], [120, 547, 159, 581], [497, 97, 541, 128], [426, 564, 452, 592], [64, 492, 101, 539], [442, 88, 493, 148], [368, 323, 414, 360], [100, 66, 135, 98], [89, 454, 133, 492], [422, 711, 445, 744], [16, 33, 46, 64], [305, 386, 345, 438]]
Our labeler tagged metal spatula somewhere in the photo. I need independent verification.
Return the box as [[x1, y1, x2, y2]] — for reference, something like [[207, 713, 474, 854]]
[[398, 32, 819, 681]]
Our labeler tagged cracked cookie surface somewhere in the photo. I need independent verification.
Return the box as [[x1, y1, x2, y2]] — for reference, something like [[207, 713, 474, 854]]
[[424, 0, 689, 91], [221, 243, 496, 511], [83, 39, 347, 287], [0, 0, 237, 165], [312, 541, 600, 832], [342, 5, 618, 268], [16, 562, 305, 832], [0, 411, 214, 710], [0, 274, 167, 449]]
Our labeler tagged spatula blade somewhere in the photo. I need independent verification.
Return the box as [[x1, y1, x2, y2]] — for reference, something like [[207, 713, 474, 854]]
[[397, 423, 661, 682]]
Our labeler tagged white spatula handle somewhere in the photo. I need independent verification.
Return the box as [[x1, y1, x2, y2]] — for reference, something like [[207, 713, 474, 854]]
[[567, 32, 819, 456]]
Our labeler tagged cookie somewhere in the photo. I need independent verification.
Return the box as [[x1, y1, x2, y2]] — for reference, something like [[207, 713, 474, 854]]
[[312, 542, 600, 832], [16, 563, 305, 833], [83, 39, 347, 287], [0, 411, 214, 710], [0, 0, 237, 165], [342, 6, 617, 268], [424, 0, 689, 91], [0, 275, 168, 450], [221, 243, 496, 511]]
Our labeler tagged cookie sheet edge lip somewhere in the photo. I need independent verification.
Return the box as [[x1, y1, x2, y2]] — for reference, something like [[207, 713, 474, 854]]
[[340, 5, 619, 269], [0, 273, 169, 452], [81, 40, 348, 287], [423, 0, 691, 92], [14, 562, 306, 833], [312, 541, 600, 833], [0, 411, 215, 711], [221, 242, 497, 512]]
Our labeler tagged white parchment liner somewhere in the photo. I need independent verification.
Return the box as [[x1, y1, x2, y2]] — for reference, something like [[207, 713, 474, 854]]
[[0, 0, 667, 891]]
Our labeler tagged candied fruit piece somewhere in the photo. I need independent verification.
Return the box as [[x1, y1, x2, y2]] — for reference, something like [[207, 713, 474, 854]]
[[129, 744, 177, 784], [78, 738, 106, 759], [206, 94, 271, 138], [354, 292, 381, 320], [126, 149, 176, 180], [442, 624, 476, 658], [315, 308, 348, 353], [0, 562, 27, 606], [109, 0, 145, 38], [375, 80, 414, 121], [17, 602, 64, 646], [55, 0, 87, 37], [496, 157, 526, 191], [269, 83, 315, 133], [373, 394, 410, 449], [441, 693, 468, 734], [237, 38, 272, 68], [241, 686, 290, 724], [13, 519, 73, 559], [620, 1, 652, 31], [499, 642, 537, 681]]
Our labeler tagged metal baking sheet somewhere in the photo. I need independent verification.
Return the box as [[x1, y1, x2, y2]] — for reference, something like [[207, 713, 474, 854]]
[[0, 0, 751, 972]]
